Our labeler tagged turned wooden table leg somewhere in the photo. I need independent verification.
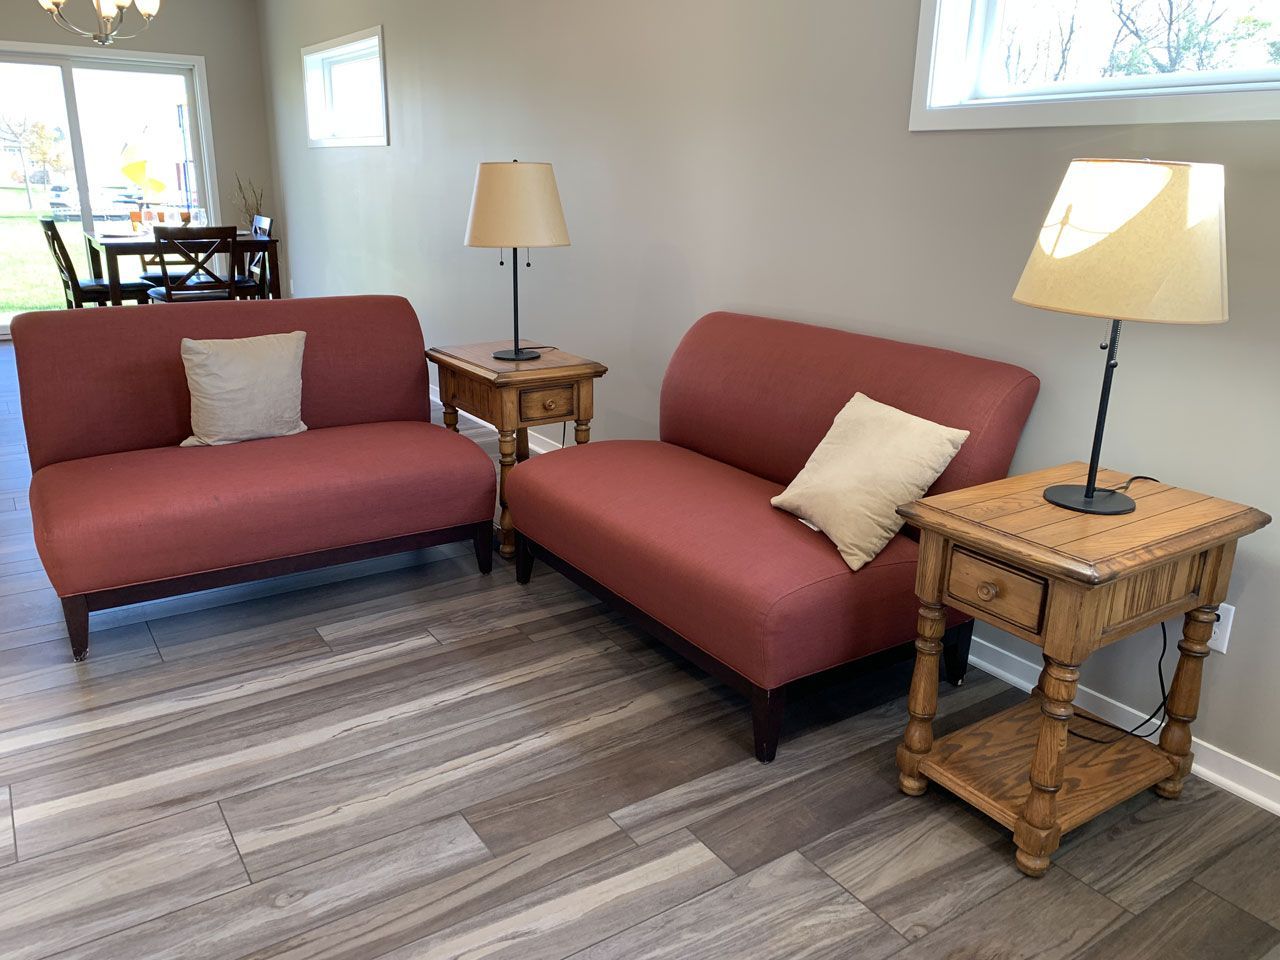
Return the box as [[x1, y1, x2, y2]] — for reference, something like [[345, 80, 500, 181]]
[[516, 427, 530, 462], [1156, 605, 1216, 799], [1014, 657, 1079, 877], [574, 418, 591, 444], [498, 429, 517, 560], [442, 403, 459, 433], [1030, 657, 1052, 701], [897, 601, 946, 796]]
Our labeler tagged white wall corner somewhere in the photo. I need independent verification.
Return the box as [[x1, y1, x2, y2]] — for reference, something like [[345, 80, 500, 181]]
[[969, 631, 1280, 817]]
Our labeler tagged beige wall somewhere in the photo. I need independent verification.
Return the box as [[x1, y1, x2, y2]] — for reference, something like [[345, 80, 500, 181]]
[[2, 0, 275, 228], [256, 0, 1280, 776]]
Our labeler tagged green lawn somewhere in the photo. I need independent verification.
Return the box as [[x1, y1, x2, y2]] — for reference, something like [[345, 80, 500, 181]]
[[0, 185, 37, 214], [1, 184, 88, 322], [0, 214, 81, 319]]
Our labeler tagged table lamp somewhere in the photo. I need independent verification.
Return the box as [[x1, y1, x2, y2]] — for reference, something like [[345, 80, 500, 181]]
[[1013, 158, 1228, 515], [465, 160, 570, 361]]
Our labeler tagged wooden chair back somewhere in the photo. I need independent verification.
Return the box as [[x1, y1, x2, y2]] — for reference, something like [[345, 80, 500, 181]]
[[248, 215, 274, 297], [39, 217, 82, 309], [155, 226, 239, 300]]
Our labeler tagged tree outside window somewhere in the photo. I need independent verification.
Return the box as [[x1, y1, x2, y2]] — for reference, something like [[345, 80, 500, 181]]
[[994, 0, 1280, 92], [0, 114, 70, 210]]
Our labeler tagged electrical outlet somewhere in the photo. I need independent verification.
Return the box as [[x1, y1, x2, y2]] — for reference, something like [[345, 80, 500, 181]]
[[1209, 602, 1235, 654]]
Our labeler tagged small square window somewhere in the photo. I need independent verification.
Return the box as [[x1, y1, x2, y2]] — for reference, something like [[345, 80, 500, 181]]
[[302, 27, 389, 148]]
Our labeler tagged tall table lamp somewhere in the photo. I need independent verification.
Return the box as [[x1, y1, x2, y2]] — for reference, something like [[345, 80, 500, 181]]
[[1014, 158, 1228, 515], [465, 160, 570, 361]]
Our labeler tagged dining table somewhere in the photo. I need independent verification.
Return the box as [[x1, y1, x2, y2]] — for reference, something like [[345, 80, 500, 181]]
[[84, 228, 282, 305]]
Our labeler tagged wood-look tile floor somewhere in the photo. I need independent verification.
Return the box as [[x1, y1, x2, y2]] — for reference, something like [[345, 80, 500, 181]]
[[0, 341, 1278, 959]]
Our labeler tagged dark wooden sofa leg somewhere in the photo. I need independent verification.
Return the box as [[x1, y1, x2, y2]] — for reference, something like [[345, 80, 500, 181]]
[[62, 596, 90, 662], [943, 619, 974, 687], [473, 521, 494, 576], [515, 531, 535, 585], [751, 685, 786, 763]]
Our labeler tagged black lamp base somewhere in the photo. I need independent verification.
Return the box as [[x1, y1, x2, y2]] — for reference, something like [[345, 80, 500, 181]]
[[1043, 483, 1136, 516], [492, 347, 542, 362]]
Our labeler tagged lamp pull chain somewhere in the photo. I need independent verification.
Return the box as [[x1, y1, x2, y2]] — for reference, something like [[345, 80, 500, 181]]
[[499, 249, 505, 267], [526, 248, 532, 267]]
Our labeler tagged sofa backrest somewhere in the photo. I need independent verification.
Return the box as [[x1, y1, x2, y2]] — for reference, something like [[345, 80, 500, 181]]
[[660, 311, 1040, 493], [13, 295, 430, 471]]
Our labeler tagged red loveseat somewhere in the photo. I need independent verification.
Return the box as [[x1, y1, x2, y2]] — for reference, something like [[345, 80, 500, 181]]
[[508, 311, 1039, 761], [12, 295, 497, 661]]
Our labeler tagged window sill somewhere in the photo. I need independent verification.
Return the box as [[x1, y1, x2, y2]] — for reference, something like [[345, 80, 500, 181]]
[[911, 86, 1280, 131]]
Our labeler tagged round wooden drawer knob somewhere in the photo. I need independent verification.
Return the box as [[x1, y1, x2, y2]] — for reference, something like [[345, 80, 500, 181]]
[[544, 399, 557, 411], [976, 581, 1000, 602]]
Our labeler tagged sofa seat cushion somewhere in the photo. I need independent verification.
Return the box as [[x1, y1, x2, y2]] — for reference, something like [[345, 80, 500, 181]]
[[31, 421, 496, 597], [506, 440, 922, 690]]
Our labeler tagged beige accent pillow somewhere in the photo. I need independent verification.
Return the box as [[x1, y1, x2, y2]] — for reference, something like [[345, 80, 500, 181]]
[[180, 331, 308, 447], [771, 393, 969, 571]]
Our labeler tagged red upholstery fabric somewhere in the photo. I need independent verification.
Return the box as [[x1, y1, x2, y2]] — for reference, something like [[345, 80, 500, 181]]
[[507, 440, 922, 689], [12, 295, 429, 472], [660, 312, 1040, 491], [31, 422, 495, 596]]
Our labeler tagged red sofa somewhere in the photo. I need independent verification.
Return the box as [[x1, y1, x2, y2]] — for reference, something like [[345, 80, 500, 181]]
[[12, 295, 497, 661], [508, 311, 1039, 761]]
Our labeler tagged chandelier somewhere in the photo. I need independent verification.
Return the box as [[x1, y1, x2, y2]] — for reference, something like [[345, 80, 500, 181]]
[[34, 0, 163, 46]]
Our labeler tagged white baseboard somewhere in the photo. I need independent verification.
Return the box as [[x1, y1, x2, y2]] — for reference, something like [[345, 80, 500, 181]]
[[428, 385, 564, 454], [525, 430, 564, 455], [970, 632, 1280, 816]]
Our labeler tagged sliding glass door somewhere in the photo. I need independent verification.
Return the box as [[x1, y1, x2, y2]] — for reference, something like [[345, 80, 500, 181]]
[[0, 60, 85, 325], [0, 46, 215, 330]]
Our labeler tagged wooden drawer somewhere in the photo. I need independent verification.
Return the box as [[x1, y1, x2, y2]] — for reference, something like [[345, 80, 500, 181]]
[[520, 384, 575, 422], [947, 549, 1047, 633]]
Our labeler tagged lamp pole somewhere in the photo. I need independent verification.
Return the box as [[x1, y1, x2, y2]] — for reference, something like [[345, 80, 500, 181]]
[[1083, 318, 1122, 500], [511, 245, 519, 358], [1042, 318, 1136, 515]]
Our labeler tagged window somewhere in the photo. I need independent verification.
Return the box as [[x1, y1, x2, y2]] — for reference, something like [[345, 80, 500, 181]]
[[0, 42, 217, 330], [912, 0, 1280, 130], [302, 27, 388, 148]]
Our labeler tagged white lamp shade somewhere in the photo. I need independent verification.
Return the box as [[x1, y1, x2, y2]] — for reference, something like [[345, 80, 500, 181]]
[[135, 0, 160, 16], [1013, 158, 1227, 325], [465, 161, 569, 249]]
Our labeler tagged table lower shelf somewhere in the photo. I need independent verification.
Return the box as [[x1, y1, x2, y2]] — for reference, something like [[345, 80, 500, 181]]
[[919, 697, 1178, 835]]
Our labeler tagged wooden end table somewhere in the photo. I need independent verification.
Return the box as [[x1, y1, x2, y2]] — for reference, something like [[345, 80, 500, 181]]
[[426, 340, 607, 559], [894, 462, 1270, 877]]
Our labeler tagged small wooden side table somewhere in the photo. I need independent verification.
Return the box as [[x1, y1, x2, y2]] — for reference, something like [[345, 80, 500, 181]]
[[426, 340, 607, 559], [895, 462, 1270, 877]]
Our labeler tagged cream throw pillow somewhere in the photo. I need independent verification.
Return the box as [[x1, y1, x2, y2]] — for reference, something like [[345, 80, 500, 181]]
[[180, 331, 307, 447], [772, 393, 969, 571]]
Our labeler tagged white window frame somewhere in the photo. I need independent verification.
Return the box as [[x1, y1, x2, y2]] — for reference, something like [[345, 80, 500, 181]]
[[0, 39, 220, 227], [302, 26, 389, 149], [911, 0, 1280, 131]]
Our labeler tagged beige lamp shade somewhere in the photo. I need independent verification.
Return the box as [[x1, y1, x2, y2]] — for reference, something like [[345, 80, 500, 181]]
[[465, 161, 569, 249], [1013, 158, 1227, 325]]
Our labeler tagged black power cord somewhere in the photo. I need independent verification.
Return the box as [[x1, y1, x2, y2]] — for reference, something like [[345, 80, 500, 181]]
[[1110, 474, 1161, 494], [1068, 620, 1171, 745], [1065, 472, 1170, 744]]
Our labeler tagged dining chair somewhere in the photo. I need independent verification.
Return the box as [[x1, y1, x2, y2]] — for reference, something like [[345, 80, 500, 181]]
[[39, 218, 152, 308], [142, 220, 271, 300], [147, 227, 244, 303], [247, 214, 274, 299], [138, 237, 199, 288]]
